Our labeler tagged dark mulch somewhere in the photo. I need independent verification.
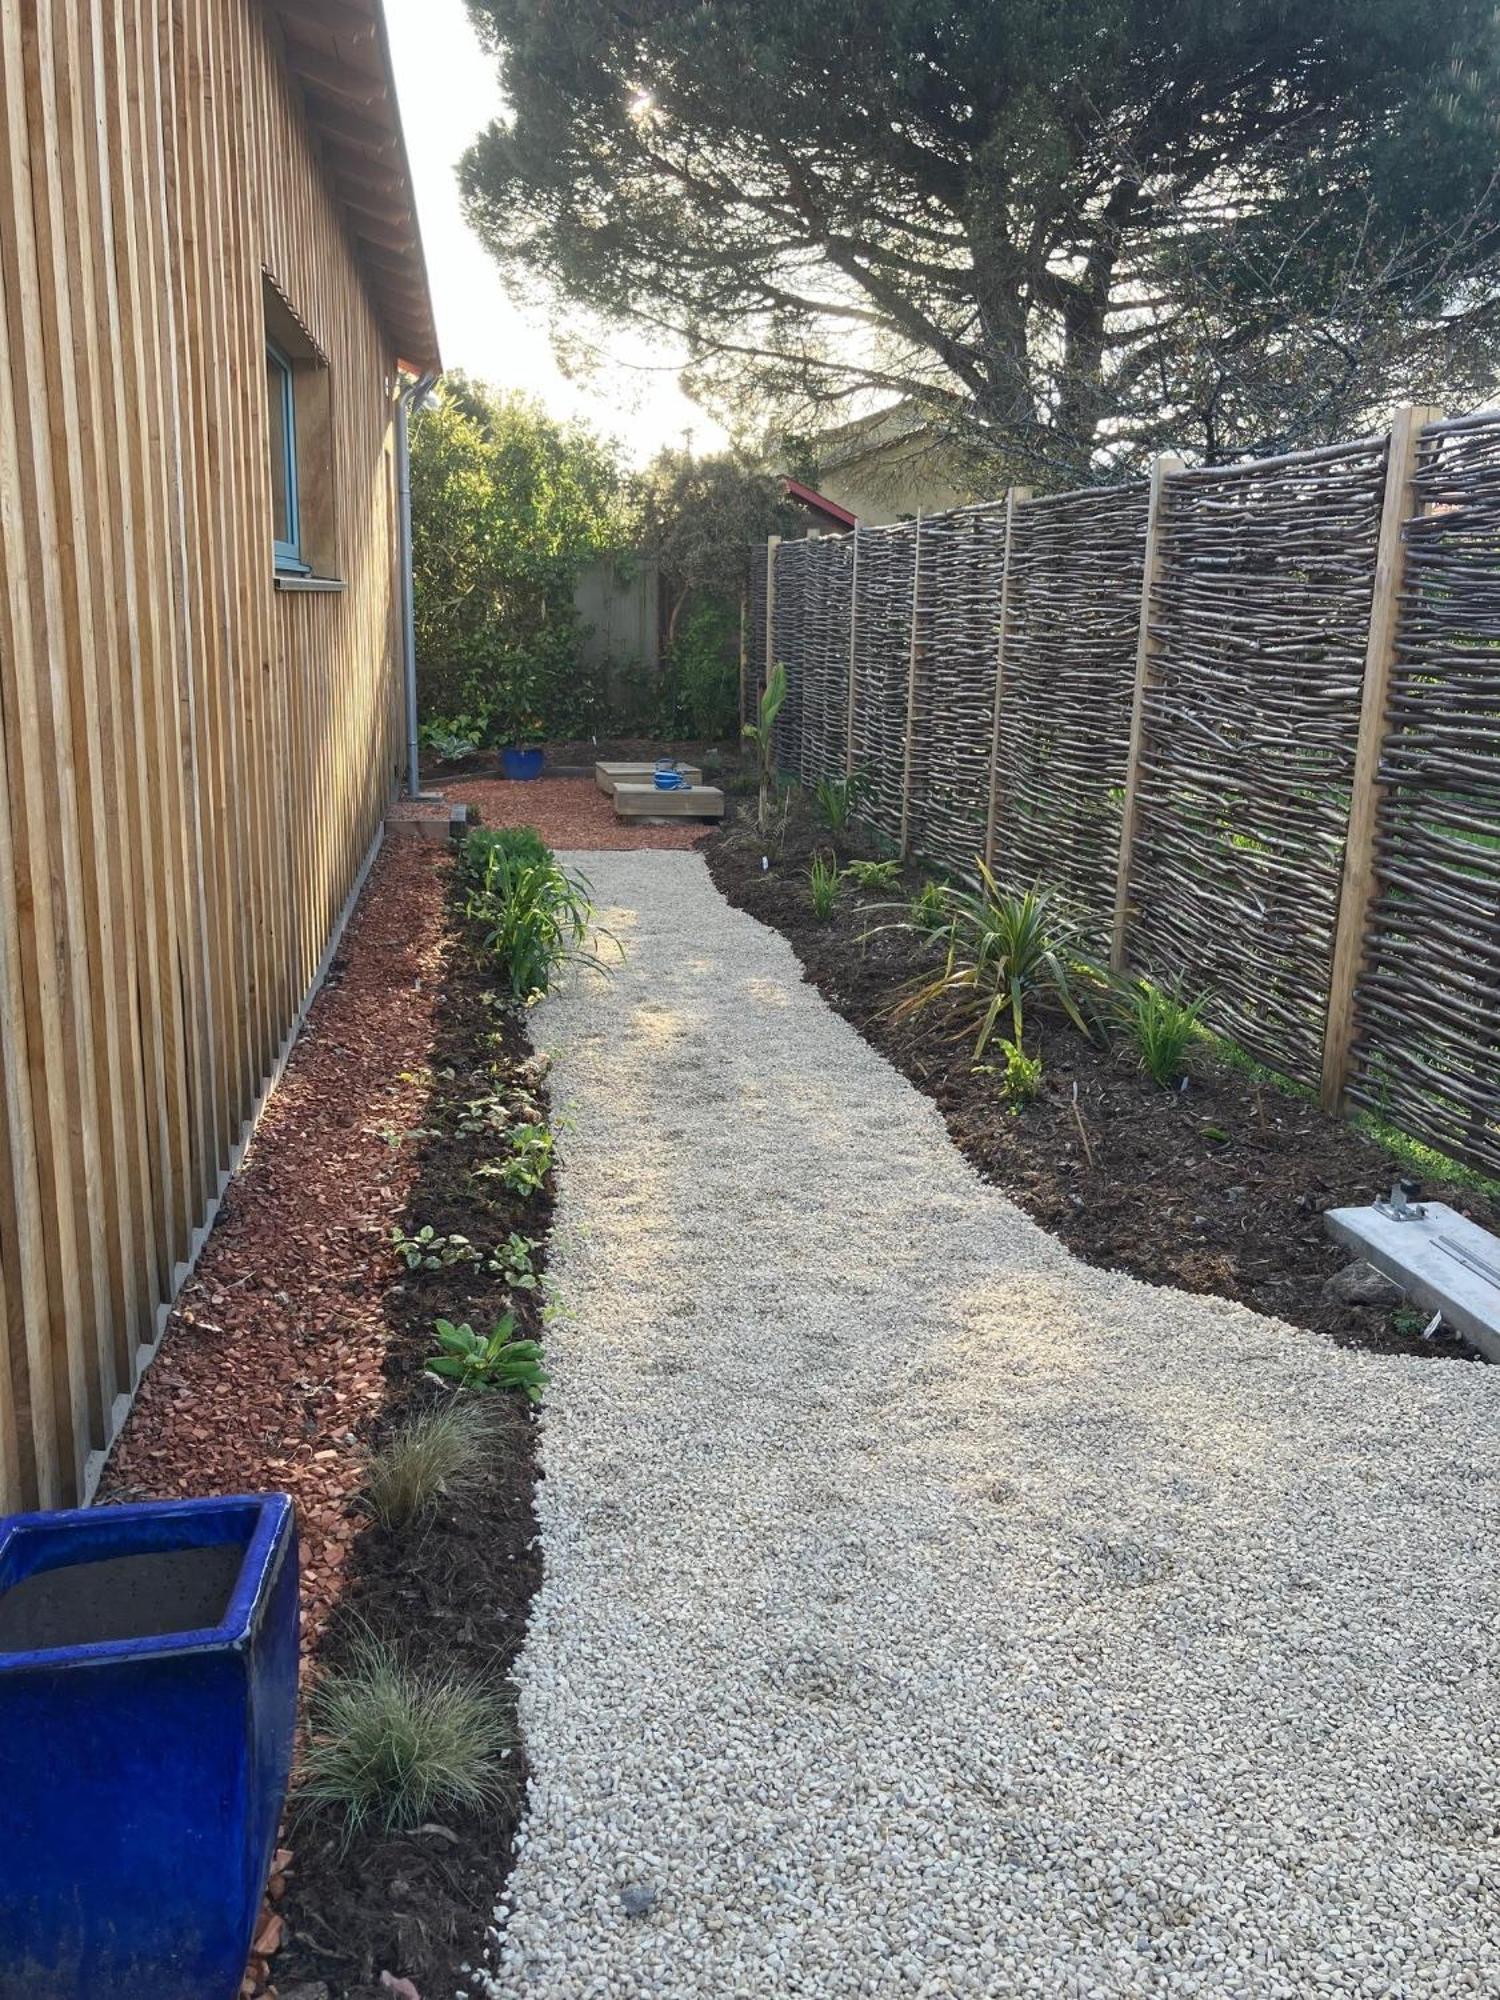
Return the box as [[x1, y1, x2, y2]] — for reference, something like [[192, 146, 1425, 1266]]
[[706, 796, 1499, 1362], [276, 885, 552, 1999]]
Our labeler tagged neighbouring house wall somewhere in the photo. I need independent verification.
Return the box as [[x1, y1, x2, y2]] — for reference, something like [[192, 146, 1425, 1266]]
[[0, 0, 406, 1509], [816, 433, 976, 524], [574, 555, 661, 676]]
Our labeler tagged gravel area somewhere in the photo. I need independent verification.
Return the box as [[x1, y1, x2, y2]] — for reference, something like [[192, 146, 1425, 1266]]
[[486, 851, 1499, 2000]]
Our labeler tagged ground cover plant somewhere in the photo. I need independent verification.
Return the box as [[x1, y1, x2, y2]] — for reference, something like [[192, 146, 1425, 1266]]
[[706, 785, 1500, 1359]]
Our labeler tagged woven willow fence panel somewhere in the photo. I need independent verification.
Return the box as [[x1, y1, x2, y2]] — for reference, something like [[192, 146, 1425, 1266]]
[[991, 483, 1149, 926], [1348, 413, 1500, 1173], [796, 535, 855, 789], [847, 520, 919, 846], [905, 505, 1009, 877], [771, 535, 809, 778], [1126, 441, 1389, 1082]]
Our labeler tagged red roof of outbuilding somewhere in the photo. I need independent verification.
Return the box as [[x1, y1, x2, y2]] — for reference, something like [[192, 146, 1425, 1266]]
[[782, 479, 857, 529]]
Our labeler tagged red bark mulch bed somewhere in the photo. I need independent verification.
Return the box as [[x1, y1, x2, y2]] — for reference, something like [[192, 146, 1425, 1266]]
[[706, 794, 1499, 1362], [102, 838, 452, 1643], [403, 771, 716, 850]]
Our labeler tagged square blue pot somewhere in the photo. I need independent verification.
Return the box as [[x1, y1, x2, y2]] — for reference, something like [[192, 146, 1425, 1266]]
[[499, 744, 545, 780], [0, 1493, 299, 2000]]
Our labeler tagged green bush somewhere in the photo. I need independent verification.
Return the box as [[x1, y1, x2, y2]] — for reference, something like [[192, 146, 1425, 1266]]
[[299, 1635, 513, 1839], [892, 868, 1099, 1057], [460, 828, 604, 1003], [428, 1315, 549, 1400]]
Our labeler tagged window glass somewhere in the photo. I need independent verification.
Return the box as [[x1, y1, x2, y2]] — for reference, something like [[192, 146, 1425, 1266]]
[[266, 342, 299, 564]]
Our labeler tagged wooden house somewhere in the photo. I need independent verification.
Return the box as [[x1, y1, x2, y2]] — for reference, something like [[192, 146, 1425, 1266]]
[[0, 0, 440, 1509]]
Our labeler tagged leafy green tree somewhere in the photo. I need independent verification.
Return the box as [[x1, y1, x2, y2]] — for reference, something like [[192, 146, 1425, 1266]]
[[410, 374, 628, 735], [460, 0, 1500, 479]]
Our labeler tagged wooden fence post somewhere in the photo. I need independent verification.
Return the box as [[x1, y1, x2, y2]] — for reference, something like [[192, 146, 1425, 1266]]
[[898, 511, 924, 857], [1110, 453, 1183, 972], [983, 486, 1031, 875], [1319, 404, 1442, 1112], [844, 523, 860, 776]]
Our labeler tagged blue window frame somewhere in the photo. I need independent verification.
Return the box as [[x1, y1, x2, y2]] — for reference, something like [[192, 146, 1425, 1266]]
[[266, 340, 307, 573]]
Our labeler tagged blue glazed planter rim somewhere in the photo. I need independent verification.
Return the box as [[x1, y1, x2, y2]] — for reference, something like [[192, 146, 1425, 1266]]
[[0, 1491, 293, 1676]]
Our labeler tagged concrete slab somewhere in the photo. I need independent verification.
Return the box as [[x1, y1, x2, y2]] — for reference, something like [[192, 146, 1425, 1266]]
[[1325, 1199, 1500, 1362], [613, 782, 724, 821], [595, 760, 703, 796]]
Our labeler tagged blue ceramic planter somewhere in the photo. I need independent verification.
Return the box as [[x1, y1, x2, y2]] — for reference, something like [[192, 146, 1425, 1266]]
[[0, 1493, 299, 2000], [499, 744, 544, 780]]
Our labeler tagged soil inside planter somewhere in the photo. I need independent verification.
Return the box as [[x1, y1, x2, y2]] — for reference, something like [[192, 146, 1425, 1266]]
[[706, 794, 1499, 1362], [0, 1545, 242, 1650]]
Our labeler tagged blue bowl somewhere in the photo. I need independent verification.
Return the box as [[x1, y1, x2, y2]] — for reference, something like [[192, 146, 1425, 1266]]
[[0, 1494, 299, 2000], [500, 745, 544, 781]]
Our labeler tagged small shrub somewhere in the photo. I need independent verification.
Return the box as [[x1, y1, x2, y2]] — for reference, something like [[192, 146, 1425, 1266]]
[[364, 1402, 493, 1529], [391, 1224, 480, 1272], [298, 1635, 513, 1839], [428, 1314, 549, 1400], [742, 663, 787, 833], [458, 823, 550, 885], [813, 771, 867, 832], [808, 853, 841, 920], [474, 1122, 554, 1195], [844, 858, 900, 892], [1118, 976, 1209, 1087], [891, 867, 1099, 1057], [495, 1230, 541, 1290], [996, 1038, 1043, 1104], [908, 878, 950, 939], [462, 834, 604, 1003]]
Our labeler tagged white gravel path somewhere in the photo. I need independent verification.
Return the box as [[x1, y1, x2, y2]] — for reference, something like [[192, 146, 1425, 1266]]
[[480, 851, 1499, 2000]]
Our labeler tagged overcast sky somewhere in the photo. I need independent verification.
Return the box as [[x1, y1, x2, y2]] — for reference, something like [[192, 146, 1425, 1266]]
[[383, 0, 727, 464]]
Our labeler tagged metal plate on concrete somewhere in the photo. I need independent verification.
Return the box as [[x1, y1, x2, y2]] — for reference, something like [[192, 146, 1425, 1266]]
[[1325, 1200, 1500, 1361]]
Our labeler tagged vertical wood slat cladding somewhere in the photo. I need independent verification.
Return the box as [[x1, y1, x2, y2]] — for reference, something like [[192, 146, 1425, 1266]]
[[0, 0, 406, 1509], [1348, 415, 1500, 1173]]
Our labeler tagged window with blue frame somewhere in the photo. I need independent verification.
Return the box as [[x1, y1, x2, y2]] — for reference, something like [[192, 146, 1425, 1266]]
[[263, 273, 337, 582], [265, 339, 306, 573]]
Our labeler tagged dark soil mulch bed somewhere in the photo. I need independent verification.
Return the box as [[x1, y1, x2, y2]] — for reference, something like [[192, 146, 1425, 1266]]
[[276, 878, 553, 1998], [706, 795, 1499, 1362]]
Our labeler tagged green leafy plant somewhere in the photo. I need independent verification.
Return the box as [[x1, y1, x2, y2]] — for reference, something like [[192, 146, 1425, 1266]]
[[908, 878, 951, 939], [363, 1401, 496, 1529], [742, 661, 787, 833], [459, 823, 551, 887], [1116, 976, 1210, 1087], [298, 1633, 513, 1840], [474, 1122, 555, 1195], [391, 1224, 480, 1272], [813, 771, 867, 833], [996, 1038, 1043, 1104], [462, 832, 606, 1004], [428, 1315, 549, 1400], [495, 1231, 542, 1290], [808, 852, 841, 920], [419, 713, 489, 762], [844, 858, 900, 892], [891, 867, 1098, 1058]]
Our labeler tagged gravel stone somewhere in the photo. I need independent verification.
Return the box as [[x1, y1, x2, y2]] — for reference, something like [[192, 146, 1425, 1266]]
[[483, 853, 1500, 1999]]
